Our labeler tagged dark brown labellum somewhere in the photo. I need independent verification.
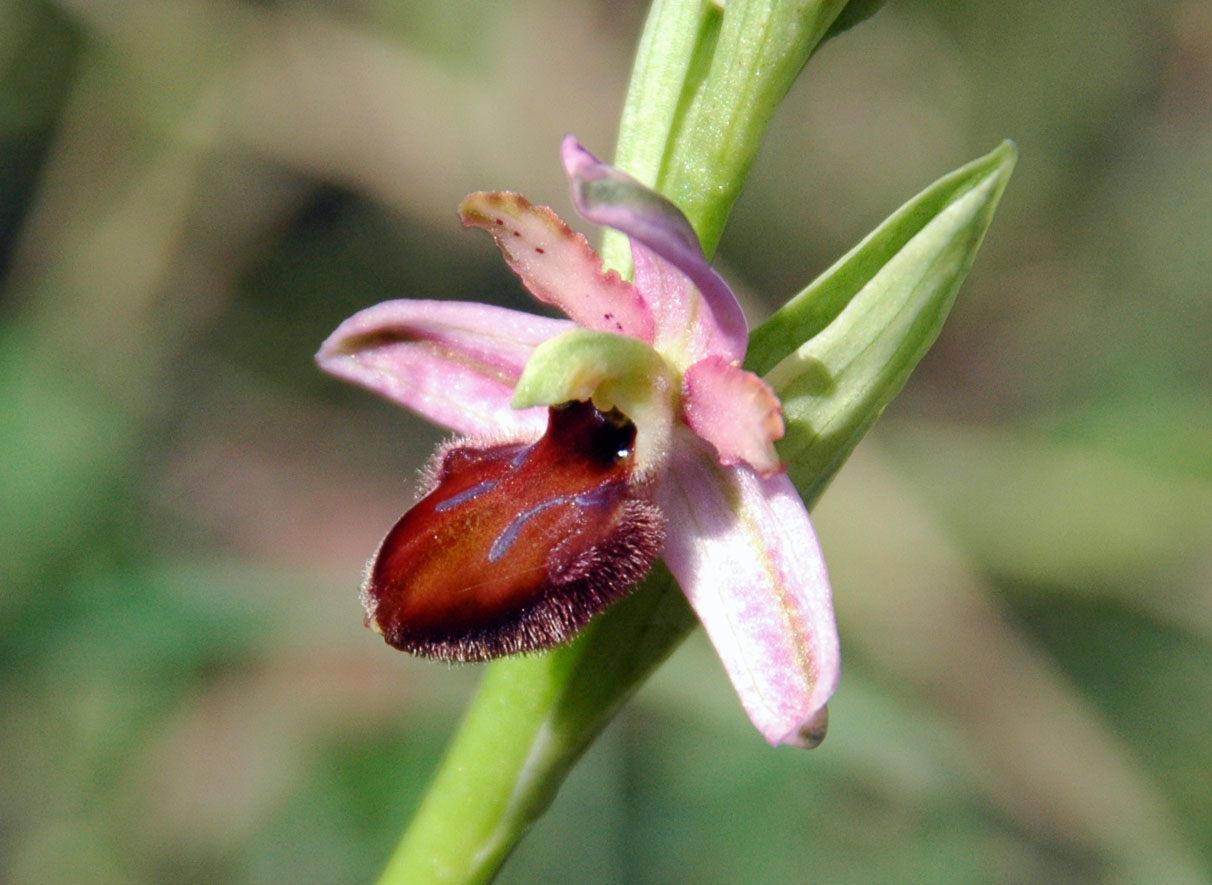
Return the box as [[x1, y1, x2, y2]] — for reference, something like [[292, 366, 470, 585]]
[[361, 401, 666, 661]]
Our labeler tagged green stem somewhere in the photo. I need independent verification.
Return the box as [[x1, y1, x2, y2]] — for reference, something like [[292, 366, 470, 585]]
[[376, 568, 696, 884]]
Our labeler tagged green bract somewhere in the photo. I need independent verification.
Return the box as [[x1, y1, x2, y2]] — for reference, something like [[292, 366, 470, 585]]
[[754, 140, 1017, 504]]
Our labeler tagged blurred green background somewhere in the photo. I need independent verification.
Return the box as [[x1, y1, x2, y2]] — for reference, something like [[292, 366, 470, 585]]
[[2, 0, 1210, 882]]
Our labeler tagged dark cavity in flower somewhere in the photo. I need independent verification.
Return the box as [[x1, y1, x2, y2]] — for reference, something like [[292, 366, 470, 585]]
[[361, 400, 666, 661]]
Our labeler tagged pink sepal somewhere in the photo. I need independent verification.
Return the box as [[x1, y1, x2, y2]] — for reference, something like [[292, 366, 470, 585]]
[[658, 437, 840, 748], [316, 299, 570, 437]]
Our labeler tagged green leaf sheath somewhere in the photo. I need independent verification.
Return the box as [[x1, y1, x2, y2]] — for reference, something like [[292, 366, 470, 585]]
[[603, 0, 851, 270], [655, 0, 851, 256]]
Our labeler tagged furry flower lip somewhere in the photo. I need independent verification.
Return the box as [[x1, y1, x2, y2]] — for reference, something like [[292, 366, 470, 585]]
[[360, 400, 665, 663], [318, 137, 840, 748]]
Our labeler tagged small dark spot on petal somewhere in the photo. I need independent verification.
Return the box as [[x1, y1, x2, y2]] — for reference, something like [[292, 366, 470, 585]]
[[495, 218, 504, 225], [535, 247, 545, 254], [512, 230, 521, 237]]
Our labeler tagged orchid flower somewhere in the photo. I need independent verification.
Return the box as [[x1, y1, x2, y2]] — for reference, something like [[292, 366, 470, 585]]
[[317, 137, 839, 748]]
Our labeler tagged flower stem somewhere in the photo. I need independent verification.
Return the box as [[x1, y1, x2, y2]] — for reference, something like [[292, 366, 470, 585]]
[[376, 568, 696, 884]]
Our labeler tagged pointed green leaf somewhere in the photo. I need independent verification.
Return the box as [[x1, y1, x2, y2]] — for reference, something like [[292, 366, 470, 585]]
[[751, 141, 1017, 504]]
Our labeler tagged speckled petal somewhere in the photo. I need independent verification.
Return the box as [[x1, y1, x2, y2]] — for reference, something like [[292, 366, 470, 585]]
[[316, 299, 571, 437], [561, 136, 748, 364], [461, 191, 654, 342], [681, 355, 784, 476], [658, 436, 840, 748]]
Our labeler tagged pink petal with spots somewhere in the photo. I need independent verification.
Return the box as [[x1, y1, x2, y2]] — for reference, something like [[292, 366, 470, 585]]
[[460, 191, 654, 343], [682, 356, 784, 476], [561, 136, 747, 364], [658, 437, 840, 748], [316, 299, 571, 438]]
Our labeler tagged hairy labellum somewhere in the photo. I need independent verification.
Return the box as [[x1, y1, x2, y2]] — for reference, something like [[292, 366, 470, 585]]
[[361, 401, 666, 661]]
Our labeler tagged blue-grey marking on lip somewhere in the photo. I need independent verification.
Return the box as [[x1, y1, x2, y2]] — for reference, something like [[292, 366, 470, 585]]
[[573, 482, 623, 510], [435, 479, 501, 512], [488, 496, 569, 563]]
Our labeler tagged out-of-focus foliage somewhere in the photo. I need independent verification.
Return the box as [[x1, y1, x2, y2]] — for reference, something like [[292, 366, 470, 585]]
[[1, 0, 1209, 882]]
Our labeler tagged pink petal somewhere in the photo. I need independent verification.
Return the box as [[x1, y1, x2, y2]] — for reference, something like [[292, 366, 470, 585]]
[[460, 192, 654, 343], [681, 356, 785, 476], [658, 436, 840, 748], [561, 136, 748, 364], [631, 243, 731, 368], [316, 299, 571, 437]]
